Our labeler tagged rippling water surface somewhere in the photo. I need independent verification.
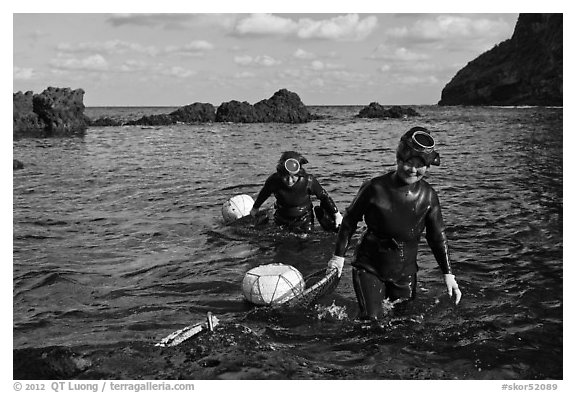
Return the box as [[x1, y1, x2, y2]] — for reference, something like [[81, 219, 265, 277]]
[[13, 105, 562, 379]]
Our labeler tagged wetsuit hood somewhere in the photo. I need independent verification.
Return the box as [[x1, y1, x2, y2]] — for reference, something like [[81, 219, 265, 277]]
[[276, 151, 308, 176], [397, 127, 440, 166]]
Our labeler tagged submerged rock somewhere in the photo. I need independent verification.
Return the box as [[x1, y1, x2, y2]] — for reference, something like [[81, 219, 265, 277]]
[[439, 13, 562, 106]]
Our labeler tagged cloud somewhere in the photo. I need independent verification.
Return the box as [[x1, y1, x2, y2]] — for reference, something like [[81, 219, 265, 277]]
[[233, 13, 378, 41], [297, 14, 378, 41], [164, 41, 215, 56], [107, 13, 238, 30], [57, 40, 158, 56], [369, 45, 429, 61], [107, 13, 195, 29], [293, 48, 316, 60], [159, 66, 197, 78], [49, 54, 109, 71], [14, 66, 36, 80], [234, 55, 281, 67], [387, 15, 512, 48], [234, 14, 297, 36]]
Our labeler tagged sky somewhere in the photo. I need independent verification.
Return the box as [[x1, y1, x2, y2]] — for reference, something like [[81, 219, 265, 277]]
[[12, 9, 523, 107]]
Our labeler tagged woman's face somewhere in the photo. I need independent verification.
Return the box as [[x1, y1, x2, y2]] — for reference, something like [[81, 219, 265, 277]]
[[396, 157, 428, 185], [282, 174, 300, 187]]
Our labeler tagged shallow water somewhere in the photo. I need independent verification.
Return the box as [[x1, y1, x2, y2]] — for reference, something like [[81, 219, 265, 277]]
[[13, 105, 562, 379]]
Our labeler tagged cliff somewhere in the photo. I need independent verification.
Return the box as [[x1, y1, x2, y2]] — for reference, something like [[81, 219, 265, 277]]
[[438, 14, 562, 106]]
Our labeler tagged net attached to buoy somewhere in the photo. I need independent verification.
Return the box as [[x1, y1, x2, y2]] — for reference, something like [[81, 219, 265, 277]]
[[281, 268, 340, 308], [242, 264, 340, 308]]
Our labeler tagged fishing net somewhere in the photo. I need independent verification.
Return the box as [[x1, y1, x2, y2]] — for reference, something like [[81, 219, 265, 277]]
[[279, 268, 340, 308]]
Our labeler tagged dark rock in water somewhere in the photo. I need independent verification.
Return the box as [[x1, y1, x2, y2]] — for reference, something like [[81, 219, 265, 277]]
[[13, 87, 90, 138], [439, 13, 562, 106], [357, 102, 420, 119], [216, 89, 312, 123], [124, 102, 216, 126], [254, 88, 312, 123], [13, 91, 46, 137], [216, 100, 261, 123], [125, 113, 176, 126], [13, 159, 24, 170], [170, 102, 216, 123], [89, 116, 124, 127]]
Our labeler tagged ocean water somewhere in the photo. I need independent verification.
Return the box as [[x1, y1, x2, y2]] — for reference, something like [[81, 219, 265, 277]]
[[12, 105, 562, 380]]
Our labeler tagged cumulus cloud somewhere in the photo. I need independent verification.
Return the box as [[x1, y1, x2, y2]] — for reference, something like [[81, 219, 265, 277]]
[[293, 48, 316, 60], [297, 14, 378, 41], [369, 45, 429, 61], [233, 13, 378, 41], [387, 15, 511, 46], [234, 55, 281, 67], [14, 67, 36, 80], [164, 40, 215, 56], [49, 54, 109, 71], [57, 40, 158, 56], [159, 66, 196, 78]]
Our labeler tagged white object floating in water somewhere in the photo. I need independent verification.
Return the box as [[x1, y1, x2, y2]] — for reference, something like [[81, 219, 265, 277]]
[[242, 263, 305, 306], [156, 312, 219, 347], [222, 194, 254, 223]]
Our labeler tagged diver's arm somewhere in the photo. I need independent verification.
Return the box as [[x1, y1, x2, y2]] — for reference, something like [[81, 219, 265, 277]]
[[309, 176, 338, 213], [252, 175, 275, 210], [328, 180, 371, 276], [425, 189, 461, 304]]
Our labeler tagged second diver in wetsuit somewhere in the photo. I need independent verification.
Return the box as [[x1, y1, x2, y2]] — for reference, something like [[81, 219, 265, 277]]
[[327, 127, 462, 319], [250, 151, 343, 233]]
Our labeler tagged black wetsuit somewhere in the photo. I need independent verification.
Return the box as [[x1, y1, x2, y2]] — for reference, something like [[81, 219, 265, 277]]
[[334, 171, 452, 318], [253, 172, 338, 233]]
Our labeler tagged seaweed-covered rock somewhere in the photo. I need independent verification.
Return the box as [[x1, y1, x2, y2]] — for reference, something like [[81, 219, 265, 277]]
[[357, 102, 420, 119], [88, 117, 124, 127]]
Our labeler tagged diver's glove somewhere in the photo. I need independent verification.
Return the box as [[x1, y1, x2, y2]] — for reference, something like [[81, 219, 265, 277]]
[[327, 255, 345, 278], [249, 207, 259, 217], [334, 211, 343, 228], [444, 274, 462, 305]]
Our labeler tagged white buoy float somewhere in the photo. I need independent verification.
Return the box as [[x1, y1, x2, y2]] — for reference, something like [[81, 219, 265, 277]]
[[222, 194, 254, 224], [242, 264, 305, 305]]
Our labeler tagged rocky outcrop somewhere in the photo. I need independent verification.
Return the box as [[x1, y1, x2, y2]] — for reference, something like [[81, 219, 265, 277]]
[[357, 102, 420, 119], [215, 100, 260, 123], [215, 89, 312, 123], [123, 89, 312, 126], [13, 87, 90, 138], [438, 13, 562, 106], [125, 103, 216, 126], [253, 88, 312, 123]]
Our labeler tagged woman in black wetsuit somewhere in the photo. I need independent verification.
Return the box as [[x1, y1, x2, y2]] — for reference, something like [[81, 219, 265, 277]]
[[327, 127, 462, 319], [250, 151, 343, 233]]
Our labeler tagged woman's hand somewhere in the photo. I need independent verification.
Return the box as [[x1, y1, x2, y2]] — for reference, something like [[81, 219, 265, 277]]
[[334, 211, 343, 228], [444, 274, 462, 305], [327, 255, 345, 277]]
